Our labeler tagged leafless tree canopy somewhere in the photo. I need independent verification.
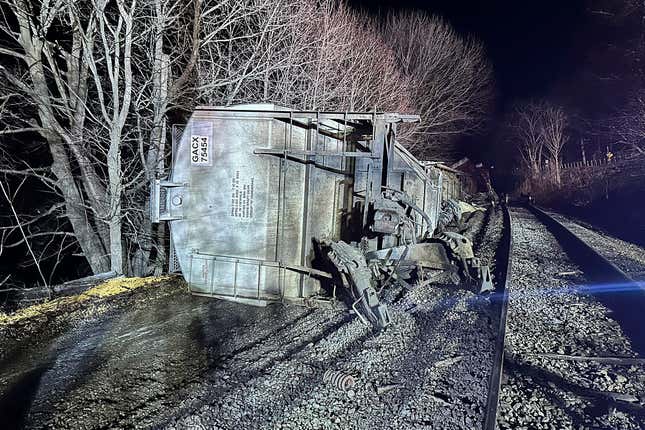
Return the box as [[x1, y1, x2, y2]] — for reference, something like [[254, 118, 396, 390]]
[[602, 90, 645, 155], [383, 11, 495, 159], [540, 104, 568, 184], [0, 0, 495, 292], [0, 0, 201, 286], [508, 102, 546, 177], [198, 0, 411, 113], [506, 101, 568, 184]]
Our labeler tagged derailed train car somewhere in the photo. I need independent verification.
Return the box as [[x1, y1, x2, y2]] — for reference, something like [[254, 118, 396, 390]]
[[151, 104, 491, 327]]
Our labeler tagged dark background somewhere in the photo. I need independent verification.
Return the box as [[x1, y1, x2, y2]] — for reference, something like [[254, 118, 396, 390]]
[[350, 0, 635, 163], [350, 0, 588, 104]]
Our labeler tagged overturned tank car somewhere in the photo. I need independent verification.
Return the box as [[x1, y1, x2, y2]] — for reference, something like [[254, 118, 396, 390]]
[[151, 104, 492, 328]]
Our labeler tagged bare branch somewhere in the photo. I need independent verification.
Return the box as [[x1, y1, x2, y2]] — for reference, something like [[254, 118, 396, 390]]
[[0, 179, 50, 292]]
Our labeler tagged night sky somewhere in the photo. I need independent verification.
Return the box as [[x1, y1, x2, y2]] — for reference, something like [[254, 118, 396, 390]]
[[352, 0, 588, 105], [350, 0, 600, 167]]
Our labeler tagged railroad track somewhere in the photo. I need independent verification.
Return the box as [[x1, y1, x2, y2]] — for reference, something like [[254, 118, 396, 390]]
[[541, 210, 645, 283], [484, 204, 645, 430], [484, 202, 513, 430], [527, 204, 645, 355]]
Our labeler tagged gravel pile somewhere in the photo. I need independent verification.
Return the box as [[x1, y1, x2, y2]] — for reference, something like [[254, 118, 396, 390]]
[[546, 210, 645, 281], [498, 207, 645, 430]]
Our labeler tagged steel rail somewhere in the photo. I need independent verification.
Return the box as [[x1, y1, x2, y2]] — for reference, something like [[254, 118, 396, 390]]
[[483, 203, 513, 430]]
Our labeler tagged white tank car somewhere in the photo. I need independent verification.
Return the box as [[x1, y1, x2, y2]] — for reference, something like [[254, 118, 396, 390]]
[[151, 104, 491, 327]]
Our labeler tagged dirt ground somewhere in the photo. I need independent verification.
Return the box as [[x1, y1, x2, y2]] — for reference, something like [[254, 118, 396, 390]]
[[0, 207, 505, 430]]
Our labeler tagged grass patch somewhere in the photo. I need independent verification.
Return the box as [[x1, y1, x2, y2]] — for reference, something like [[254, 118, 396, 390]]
[[0, 276, 173, 327]]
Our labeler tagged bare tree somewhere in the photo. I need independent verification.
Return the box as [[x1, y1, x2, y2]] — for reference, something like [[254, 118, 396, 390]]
[[0, 178, 49, 292], [198, 0, 410, 113], [127, 0, 202, 275], [0, 0, 111, 274], [79, 0, 141, 274], [540, 104, 568, 185], [508, 102, 546, 177], [602, 90, 645, 155], [506, 101, 568, 185], [383, 11, 494, 159], [0, 0, 202, 286]]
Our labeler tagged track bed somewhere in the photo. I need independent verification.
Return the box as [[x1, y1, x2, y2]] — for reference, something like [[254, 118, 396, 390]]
[[497, 207, 645, 429], [544, 210, 645, 282]]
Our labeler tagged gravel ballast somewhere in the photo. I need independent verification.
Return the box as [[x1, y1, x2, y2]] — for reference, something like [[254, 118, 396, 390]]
[[498, 207, 645, 430], [545, 210, 645, 281]]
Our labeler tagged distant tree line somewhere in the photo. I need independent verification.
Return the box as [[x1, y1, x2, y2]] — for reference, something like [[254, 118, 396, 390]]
[[503, 101, 568, 187], [502, 0, 645, 196], [0, 0, 494, 295]]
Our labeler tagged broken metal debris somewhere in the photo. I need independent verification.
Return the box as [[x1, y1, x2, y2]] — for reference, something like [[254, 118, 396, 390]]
[[323, 369, 356, 392], [376, 384, 403, 395]]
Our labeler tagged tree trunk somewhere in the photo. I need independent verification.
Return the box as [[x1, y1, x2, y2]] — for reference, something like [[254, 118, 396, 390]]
[[20, 32, 111, 274], [49, 138, 110, 273], [554, 161, 561, 185], [130, 45, 169, 276], [108, 132, 123, 274]]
